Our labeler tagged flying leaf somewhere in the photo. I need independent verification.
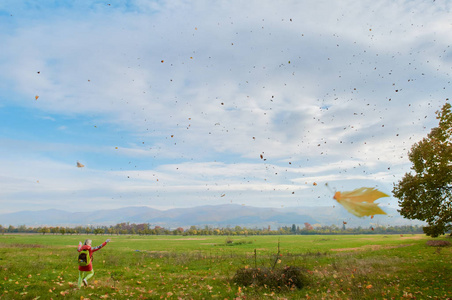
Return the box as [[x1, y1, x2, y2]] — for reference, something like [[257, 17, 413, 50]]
[[76, 161, 84, 168], [333, 187, 388, 217], [35, 95, 39, 100]]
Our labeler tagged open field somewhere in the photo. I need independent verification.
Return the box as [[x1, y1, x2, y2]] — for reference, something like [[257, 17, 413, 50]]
[[0, 234, 451, 299]]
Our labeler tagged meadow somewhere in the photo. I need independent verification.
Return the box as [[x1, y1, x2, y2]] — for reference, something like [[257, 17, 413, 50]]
[[0, 234, 451, 299]]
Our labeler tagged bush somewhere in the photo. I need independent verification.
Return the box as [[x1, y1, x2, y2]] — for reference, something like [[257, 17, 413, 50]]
[[232, 265, 309, 291], [218, 238, 253, 246]]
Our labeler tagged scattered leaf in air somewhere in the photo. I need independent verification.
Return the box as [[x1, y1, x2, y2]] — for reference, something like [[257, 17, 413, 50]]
[[260, 154, 263, 159], [343, 221, 347, 225], [76, 161, 84, 168], [313, 182, 317, 186], [371, 215, 374, 219], [35, 95, 39, 100], [333, 187, 389, 217], [221, 194, 225, 197]]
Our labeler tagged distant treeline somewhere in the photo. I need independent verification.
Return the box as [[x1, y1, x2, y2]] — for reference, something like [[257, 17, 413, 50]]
[[0, 222, 424, 235]]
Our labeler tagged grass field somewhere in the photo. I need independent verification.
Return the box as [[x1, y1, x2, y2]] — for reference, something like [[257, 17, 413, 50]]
[[0, 234, 451, 299]]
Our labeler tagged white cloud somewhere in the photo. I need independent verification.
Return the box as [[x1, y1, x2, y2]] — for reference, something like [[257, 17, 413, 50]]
[[0, 0, 449, 212]]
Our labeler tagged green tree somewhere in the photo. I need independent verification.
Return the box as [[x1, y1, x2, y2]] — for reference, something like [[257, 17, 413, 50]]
[[393, 102, 452, 237]]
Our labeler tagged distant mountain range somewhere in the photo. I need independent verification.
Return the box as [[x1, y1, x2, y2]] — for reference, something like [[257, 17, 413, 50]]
[[0, 204, 424, 228]]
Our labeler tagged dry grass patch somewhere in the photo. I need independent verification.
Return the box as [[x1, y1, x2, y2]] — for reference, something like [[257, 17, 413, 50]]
[[0, 243, 46, 248], [331, 243, 414, 252], [426, 240, 451, 247]]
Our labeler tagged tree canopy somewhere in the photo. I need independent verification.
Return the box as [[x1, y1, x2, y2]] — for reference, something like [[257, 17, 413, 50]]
[[393, 102, 452, 237]]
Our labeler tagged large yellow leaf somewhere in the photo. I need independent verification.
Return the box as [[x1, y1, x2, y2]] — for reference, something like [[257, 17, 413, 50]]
[[333, 187, 389, 217]]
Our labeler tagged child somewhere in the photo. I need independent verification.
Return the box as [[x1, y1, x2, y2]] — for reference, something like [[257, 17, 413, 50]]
[[77, 238, 110, 287]]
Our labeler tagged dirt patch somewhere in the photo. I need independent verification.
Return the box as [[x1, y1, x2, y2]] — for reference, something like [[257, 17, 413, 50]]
[[359, 235, 425, 242], [148, 238, 209, 241], [399, 235, 425, 240], [331, 244, 414, 252]]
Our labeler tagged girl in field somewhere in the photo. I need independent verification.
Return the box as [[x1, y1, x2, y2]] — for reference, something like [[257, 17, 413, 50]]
[[77, 238, 110, 287]]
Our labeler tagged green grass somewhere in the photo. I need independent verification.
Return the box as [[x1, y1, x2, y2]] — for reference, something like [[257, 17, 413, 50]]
[[0, 234, 451, 299]]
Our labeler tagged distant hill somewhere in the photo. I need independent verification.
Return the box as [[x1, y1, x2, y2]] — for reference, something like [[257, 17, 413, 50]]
[[0, 204, 424, 228]]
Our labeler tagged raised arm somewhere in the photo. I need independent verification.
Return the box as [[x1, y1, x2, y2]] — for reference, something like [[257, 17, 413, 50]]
[[77, 241, 83, 252], [91, 239, 111, 252]]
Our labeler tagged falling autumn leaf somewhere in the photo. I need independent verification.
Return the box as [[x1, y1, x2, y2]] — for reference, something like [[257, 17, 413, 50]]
[[76, 161, 84, 168], [35, 95, 39, 100], [333, 187, 388, 217], [313, 182, 317, 186]]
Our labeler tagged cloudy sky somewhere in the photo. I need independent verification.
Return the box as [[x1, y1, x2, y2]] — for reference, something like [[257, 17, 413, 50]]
[[0, 0, 450, 214]]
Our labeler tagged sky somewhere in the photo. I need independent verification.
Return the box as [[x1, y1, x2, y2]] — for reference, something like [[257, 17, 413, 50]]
[[0, 0, 451, 214]]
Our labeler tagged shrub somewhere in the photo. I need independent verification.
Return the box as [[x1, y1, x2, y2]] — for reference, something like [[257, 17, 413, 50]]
[[232, 265, 309, 291], [217, 238, 253, 246]]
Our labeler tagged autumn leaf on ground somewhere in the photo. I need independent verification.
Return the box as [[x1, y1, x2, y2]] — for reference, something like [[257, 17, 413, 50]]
[[333, 187, 388, 217]]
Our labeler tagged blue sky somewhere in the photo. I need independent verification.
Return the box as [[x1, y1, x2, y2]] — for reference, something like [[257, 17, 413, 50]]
[[0, 0, 451, 214]]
